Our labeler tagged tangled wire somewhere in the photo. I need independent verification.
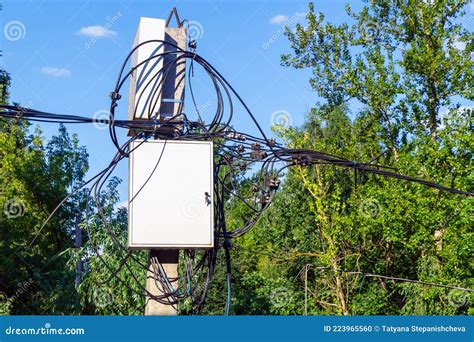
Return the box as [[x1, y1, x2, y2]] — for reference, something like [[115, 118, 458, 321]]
[[1, 28, 472, 315]]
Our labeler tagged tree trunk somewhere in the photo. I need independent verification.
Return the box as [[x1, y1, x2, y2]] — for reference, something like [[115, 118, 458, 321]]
[[332, 258, 349, 315]]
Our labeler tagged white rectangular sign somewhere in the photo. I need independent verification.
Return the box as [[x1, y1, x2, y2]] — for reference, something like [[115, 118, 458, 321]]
[[128, 17, 166, 122], [128, 140, 214, 249]]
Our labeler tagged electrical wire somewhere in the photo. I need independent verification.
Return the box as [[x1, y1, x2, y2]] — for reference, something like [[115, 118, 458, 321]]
[[1, 23, 472, 315]]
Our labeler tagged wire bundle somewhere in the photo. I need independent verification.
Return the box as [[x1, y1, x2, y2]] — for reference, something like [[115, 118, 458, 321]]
[[0, 35, 472, 314]]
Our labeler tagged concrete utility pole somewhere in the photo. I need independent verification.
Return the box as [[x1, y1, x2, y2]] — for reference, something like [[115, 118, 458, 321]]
[[128, 10, 186, 316], [145, 250, 179, 315]]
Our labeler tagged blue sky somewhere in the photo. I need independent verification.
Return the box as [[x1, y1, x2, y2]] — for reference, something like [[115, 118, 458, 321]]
[[1, 0, 472, 203]]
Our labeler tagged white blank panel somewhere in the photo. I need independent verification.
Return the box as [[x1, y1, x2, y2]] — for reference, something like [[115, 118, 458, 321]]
[[128, 140, 214, 249], [128, 17, 166, 122]]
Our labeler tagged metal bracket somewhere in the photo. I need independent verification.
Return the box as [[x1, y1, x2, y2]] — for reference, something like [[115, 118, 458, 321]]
[[161, 98, 184, 103], [166, 7, 183, 28]]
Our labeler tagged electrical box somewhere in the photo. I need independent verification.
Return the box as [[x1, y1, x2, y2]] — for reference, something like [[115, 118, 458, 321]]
[[128, 140, 214, 249]]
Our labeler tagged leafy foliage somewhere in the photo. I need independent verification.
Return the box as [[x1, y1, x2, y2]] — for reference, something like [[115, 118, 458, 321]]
[[201, 1, 473, 315], [1, 0, 472, 316]]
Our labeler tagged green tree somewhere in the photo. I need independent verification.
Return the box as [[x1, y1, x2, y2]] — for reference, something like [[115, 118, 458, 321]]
[[212, 1, 473, 316], [0, 68, 90, 314], [64, 177, 146, 315], [276, 0, 472, 315]]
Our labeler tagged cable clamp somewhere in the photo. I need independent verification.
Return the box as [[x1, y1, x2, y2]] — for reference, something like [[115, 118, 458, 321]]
[[267, 138, 277, 147], [188, 39, 197, 50], [110, 91, 121, 101]]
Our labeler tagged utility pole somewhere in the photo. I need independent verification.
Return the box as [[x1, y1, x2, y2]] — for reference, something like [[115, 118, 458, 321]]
[[145, 250, 179, 315], [128, 10, 186, 316]]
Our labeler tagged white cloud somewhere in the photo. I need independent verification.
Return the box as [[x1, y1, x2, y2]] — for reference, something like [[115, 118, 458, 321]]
[[454, 40, 466, 50], [439, 105, 473, 129], [117, 200, 128, 209], [40, 67, 71, 77], [270, 14, 289, 25], [113, 200, 128, 212], [78, 25, 116, 38], [453, 35, 466, 50]]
